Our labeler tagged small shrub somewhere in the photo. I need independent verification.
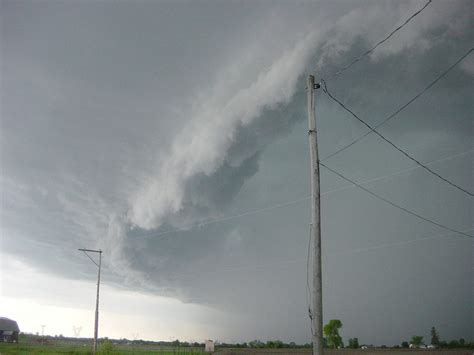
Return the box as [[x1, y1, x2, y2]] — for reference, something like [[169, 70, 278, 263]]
[[99, 339, 114, 354]]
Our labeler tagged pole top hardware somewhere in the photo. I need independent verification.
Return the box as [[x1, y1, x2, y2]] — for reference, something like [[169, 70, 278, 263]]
[[78, 248, 102, 253]]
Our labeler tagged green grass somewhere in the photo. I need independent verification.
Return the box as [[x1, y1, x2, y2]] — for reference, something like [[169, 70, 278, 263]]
[[0, 342, 205, 355], [0, 343, 89, 354]]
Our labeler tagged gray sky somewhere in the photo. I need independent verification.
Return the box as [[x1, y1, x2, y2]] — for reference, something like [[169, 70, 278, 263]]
[[1, 0, 472, 345]]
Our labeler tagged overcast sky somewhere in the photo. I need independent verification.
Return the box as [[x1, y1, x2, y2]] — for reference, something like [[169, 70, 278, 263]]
[[1, 0, 472, 346]]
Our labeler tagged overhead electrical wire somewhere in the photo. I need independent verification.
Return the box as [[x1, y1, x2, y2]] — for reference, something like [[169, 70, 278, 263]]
[[325, 0, 433, 80], [304, 224, 473, 325], [128, 0, 471, 305], [319, 162, 474, 238], [329, 228, 474, 257], [324, 149, 473, 195], [321, 48, 474, 161], [321, 80, 474, 197], [152, 227, 472, 283], [131, 53, 473, 242], [131, 196, 311, 240], [131, 149, 472, 240]]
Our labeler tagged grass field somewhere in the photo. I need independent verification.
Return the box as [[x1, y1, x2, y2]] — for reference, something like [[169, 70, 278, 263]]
[[0, 342, 205, 355], [215, 350, 472, 355], [0, 343, 472, 355], [216, 350, 472, 355]]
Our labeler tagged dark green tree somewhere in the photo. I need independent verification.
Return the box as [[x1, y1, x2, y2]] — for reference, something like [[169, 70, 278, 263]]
[[411, 336, 424, 347], [249, 340, 264, 348], [348, 338, 359, 348], [323, 319, 343, 349], [430, 326, 440, 345], [401, 341, 409, 348], [438, 340, 448, 348], [448, 340, 459, 348], [266, 340, 283, 348]]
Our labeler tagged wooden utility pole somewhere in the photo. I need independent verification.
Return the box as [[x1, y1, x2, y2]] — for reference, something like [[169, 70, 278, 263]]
[[78, 248, 102, 355], [307, 75, 323, 355], [94, 251, 102, 354]]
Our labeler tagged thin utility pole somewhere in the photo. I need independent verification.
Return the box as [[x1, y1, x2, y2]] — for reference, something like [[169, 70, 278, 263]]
[[78, 248, 102, 355], [41, 324, 46, 345], [307, 75, 323, 355]]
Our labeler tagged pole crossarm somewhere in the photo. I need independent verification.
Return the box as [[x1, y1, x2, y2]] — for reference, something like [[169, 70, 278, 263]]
[[78, 248, 103, 253]]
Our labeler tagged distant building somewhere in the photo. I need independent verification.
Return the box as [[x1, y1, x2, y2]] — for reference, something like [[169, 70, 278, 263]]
[[409, 343, 426, 349], [0, 317, 20, 343], [205, 339, 214, 352]]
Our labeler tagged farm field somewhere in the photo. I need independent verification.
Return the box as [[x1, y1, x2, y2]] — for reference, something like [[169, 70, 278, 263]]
[[216, 351, 472, 355], [0, 342, 205, 355], [0, 343, 472, 355]]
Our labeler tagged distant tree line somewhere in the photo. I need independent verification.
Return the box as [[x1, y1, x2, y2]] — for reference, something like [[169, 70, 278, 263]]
[[18, 323, 473, 350], [398, 327, 472, 349], [387, 326, 472, 349]]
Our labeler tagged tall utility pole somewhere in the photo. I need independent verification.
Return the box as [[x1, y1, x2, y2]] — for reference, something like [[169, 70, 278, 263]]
[[78, 248, 102, 355], [307, 75, 323, 355]]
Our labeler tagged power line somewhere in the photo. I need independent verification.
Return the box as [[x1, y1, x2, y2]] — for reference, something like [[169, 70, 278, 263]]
[[322, 48, 474, 161], [323, 149, 473, 196], [325, 0, 432, 80], [320, 162, 474, 238], [131, 196, 311, 240], [131, 150, 472, 240], [329, 228, 474, 256], [321, 81, 474, 197], [151, 227, 472, 282]]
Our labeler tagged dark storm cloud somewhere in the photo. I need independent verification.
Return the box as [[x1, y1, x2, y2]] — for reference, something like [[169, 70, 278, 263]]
[[1, 0, 472, 344]]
